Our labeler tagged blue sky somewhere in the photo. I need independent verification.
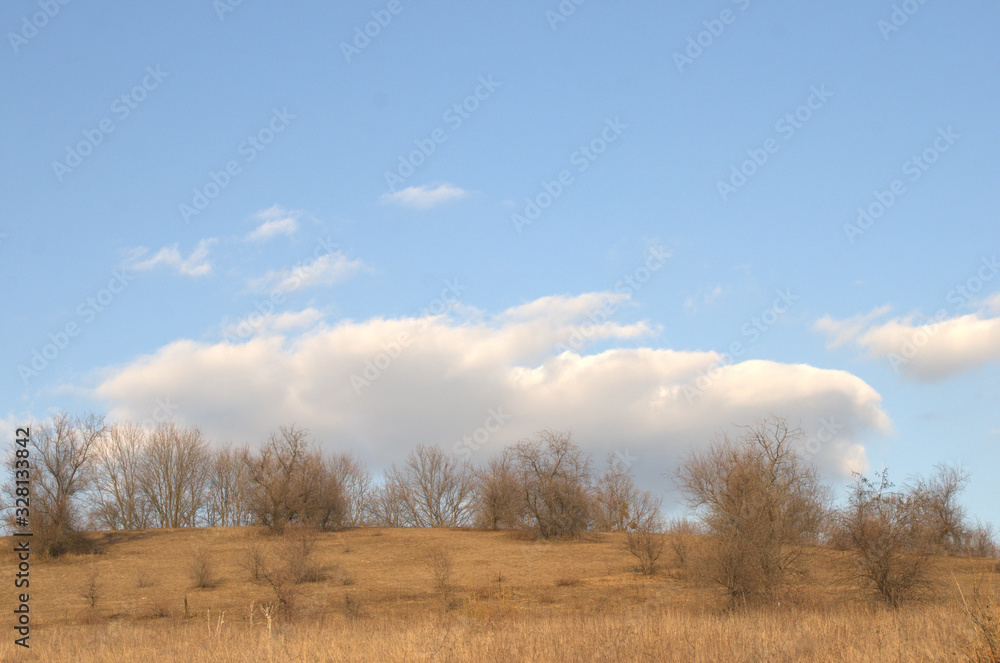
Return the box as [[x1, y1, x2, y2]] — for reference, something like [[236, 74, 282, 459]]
[[3, 1, 998, 520]]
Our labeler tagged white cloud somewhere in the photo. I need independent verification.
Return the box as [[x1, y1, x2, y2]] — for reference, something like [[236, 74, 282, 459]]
[[245, 205, 300, 242], [381, 183, 469, 209], [814, 299, 1000, 381], [125, 238, 216, 277], [93, 293, 890, 484], [814, 305, 893, 350], [247, 252, 367, 294]]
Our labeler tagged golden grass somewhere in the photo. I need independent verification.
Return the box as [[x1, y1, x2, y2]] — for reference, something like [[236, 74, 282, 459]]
[[0, 526, 995, 662]]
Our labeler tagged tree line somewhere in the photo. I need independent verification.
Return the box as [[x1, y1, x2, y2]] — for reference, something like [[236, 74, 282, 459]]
[[4, 412, 995, 608], [3, 413, 661, 556]]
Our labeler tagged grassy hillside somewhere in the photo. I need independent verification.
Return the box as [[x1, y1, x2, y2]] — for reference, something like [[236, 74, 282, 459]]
[[1, 526, 997, 662]]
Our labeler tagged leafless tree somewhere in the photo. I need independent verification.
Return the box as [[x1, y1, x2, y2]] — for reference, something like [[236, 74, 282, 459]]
[[512, 430, 594, 539], [371, 476, 410, 527], [244, 426, 345, 533], [676, 416, 829, 606], [472, 451, 523, 530], [6, 412, 105, 555], [328, 452, 374, 527], [906, 464, 970, 554], [140, 423, 211, 528], [89, 422, 150, 531], [205, 444, 253, 527], [593, 454, 661, 532], [622, 490, 666, 574], [836, 469, 934, 607], [384, 444, 475, 527]]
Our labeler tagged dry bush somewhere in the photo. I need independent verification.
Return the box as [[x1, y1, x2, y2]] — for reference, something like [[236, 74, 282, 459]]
[[473, 451, 523, 530], [666, 518, 699, 570], [676, 416, 828, 606], [189, 545, 220, 589], [282, 527, 325, 583], [343, 592, 365, 619], [967, 521, 1000, 560], [837, 469, 934, 608], [554, 575, 581, 587], [511, 430, 594, 539], [239, 530, 267, 582], [80, 567, 100, 608], [959, 577, 1000, 662], [138, 596, 175, 620], [428, 548, 454, 591], [622, 491, 666, 575], [136, 569, 155, 588]]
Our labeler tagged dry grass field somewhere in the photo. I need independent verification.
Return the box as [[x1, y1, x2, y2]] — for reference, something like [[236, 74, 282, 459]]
[[1, 527, 997, 662]]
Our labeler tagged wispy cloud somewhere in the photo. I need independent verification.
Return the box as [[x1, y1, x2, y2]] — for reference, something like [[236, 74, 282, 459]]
[[247, 252, 368, 294], [245, 205, 301, 242], [125, 238, 216, 277], [381, 183, 470, 209]]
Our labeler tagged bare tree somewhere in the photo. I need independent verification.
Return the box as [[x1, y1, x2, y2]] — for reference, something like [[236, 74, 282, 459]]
[[371, 476, 410, 527], [836, 469, 933, 607], [906, 464, 970, 554], [384, 444, 475, 527], [473, 451, 524, 530], [593, 455, 661, 532], [623, 490, 666, 574], [512, 430, 594, 539], [676, 416, 829, 606], [141, 423, 211, 528], [328, 452, 374, 527], [89, 422, 150, 531], [244, 426, 345, 533], [7, 412, 105, 555], [205, 444, 253, 527]]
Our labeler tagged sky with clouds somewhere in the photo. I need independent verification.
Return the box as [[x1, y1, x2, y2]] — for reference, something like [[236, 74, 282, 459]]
[[3, 1, 998, 519]]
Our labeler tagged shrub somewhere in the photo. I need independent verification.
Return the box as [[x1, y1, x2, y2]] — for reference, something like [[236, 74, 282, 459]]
[[189, 545, 220, 589], [429, 547, 453, 591], [676, 417, 828, 606]]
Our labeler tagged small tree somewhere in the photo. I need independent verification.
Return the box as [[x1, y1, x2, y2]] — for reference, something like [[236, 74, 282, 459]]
[[676, 416, 828, 606], [189, 545, 219, 589], [837, 469, 933, 608], [473, 451, 523, 530], [622, 491, 666, 574], [512, 430, 594, 539]]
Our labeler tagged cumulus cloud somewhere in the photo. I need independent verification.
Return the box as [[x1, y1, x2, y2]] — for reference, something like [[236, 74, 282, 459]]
[[247, 252, 367, 294], [381, 183, 469, 209], [93, 293, 889, 488], [245, 205, 300, 242], [124, 238, 216, 277], [814, 297, 1000, 381]]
